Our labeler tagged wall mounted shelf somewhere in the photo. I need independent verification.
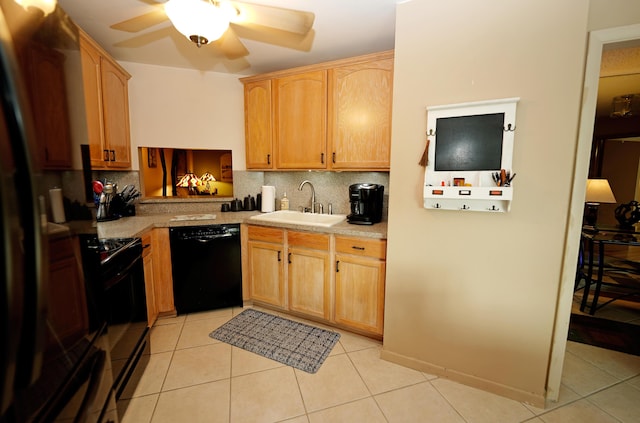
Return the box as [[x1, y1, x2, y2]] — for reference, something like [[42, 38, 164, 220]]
[[423, 97, 519, 212]]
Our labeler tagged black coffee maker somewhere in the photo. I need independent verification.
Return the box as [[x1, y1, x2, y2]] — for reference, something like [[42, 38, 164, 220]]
[[347, 183, 384, 225]]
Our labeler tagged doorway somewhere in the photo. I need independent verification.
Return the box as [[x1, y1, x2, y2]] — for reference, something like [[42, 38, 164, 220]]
[[548, 22, 640, 403]]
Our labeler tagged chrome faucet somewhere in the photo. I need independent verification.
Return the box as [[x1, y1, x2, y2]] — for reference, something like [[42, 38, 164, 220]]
[[298, 180, 316, 213]]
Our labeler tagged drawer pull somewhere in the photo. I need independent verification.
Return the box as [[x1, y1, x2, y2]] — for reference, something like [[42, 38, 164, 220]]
[[288, 252, 292, 264], [352, 246, 365, 251], [336, 260, 340, 272], [277, 251, 281, 262]]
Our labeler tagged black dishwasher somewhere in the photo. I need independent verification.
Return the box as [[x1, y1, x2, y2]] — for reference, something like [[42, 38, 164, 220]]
[[169, 224, 243, 314]]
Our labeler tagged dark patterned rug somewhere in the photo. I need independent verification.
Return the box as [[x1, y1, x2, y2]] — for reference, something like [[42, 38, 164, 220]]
[[209, 309, 340, 373]]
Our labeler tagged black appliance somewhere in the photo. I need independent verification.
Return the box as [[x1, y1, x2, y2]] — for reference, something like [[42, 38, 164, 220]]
[[347, 183, 384, 225], [170, 225, 243, 314], [79, 236, 150, 412], [0, 1, 118, 422]]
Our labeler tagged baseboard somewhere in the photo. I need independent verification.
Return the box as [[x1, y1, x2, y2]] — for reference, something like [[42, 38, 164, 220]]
[[379, 348, 546, 409]]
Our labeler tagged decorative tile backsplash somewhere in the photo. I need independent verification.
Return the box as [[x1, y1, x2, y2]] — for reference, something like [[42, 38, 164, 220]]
[[49, 169, 390, 220]]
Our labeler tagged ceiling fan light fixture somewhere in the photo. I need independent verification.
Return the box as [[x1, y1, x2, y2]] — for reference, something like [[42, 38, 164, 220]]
[[165, 0, 230, 47], [14, 0, 57, 16]]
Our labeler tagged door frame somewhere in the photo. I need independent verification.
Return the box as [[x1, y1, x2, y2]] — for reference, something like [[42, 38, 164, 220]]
[[547, 23, 640, 402]]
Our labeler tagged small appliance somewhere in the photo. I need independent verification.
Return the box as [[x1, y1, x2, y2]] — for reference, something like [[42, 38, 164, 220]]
[[347, 183, 384, 225]]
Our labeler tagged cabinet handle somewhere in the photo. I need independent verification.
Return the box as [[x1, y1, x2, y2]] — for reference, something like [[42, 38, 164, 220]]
[[110, 150, 116, 162], [332, 152, 336, 164], [277, 251, 281, 262], [103, 149, 109, 161], [336, 260, 340, 272], [352, 246, 366, 251], [320, 153, 324, 164], [267, 154, 271, 165], [288, 252, 292, 264]]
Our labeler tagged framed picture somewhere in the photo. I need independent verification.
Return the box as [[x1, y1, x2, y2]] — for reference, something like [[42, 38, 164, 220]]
[[147, 148, 157, 168]]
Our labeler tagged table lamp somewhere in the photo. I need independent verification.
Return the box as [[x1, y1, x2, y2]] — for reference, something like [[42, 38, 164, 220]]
[[584, 178, 617, 227]]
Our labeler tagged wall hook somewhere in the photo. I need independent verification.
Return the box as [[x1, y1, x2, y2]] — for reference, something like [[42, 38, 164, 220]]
[[504, 123, 516, 132], [434, 203, 441, 209], [426, 128, 436, 137], [488, 205, 500, 211], [461, 204, 470, 210]]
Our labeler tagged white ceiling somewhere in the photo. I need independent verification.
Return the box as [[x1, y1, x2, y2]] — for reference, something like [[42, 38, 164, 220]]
[[57, 1, 639, 117], [58, 0, 400, 76]]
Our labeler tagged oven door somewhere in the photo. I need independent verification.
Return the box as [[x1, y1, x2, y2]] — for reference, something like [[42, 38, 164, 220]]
[[79, 235, 150, 416], [103, 250, 150, 400]]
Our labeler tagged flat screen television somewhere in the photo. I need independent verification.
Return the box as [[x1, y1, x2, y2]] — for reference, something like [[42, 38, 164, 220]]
[[434, 113, 504, 171]]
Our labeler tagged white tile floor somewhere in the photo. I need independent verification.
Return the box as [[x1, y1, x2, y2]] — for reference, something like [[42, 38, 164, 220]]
[[118, 306, 640, 423]]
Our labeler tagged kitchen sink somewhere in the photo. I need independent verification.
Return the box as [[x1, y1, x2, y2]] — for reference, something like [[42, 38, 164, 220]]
[[249, 210, 347, 227], [170, 214, 217, 221]]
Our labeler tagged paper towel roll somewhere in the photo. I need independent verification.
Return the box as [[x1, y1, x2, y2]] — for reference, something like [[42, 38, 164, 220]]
[[261, 185, 276, 212], [49, 188, 66, 223]]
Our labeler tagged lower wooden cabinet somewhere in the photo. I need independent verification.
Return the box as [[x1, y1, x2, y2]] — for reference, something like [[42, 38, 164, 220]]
[[287, 231, 331, 320], [335, 236, 387, 336], [247, 226, 285, 308], [141, 231, 158, 327], [245, 225, 386, 338], [151, 228, 176, 315], [47, 236, 88, 346]]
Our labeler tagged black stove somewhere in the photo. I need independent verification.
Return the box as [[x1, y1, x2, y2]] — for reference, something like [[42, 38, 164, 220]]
[[78, 234, 149, 418]]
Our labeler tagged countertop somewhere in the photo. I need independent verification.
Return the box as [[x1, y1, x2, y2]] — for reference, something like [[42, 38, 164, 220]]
[[88, 211, 387, 240]]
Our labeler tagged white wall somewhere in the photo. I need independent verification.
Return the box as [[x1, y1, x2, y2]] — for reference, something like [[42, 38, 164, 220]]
[[383, 0, 590, 406], [122, 62, 246, 172]]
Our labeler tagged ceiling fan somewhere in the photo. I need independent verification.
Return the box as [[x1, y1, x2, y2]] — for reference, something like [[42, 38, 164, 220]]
[[110, 0, 315, 60]]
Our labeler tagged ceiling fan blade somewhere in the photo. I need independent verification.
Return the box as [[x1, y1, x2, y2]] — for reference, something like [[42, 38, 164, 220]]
[[230, 22, 314, 52], [211, 29, 250, 60], [232, 1, 314, 35], [113, 26, 176, 48], [110, 8, 168, 33]]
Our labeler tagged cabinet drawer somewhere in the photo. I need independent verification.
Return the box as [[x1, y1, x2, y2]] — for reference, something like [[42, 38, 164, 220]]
[[335, 236, 386, 259], [288, 231, 329, 250], [248, 225, 284, 243]]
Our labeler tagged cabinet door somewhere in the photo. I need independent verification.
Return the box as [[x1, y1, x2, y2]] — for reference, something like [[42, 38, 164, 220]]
[[248, 240, 285, 308], [152, 228, 175, 314], [328, 57, 393, 170], [22, 42, 72, 169], [142, 232, 158, 327], [80, 35, 107, 168], [335, 254, 385, 335], [288, 246, 330, 320], [275, 70, 327, 169], [244, 79, 274, 169], [47, 237, 88, 346], [287, 231, 330, 320], [100, 57, 131, 168]]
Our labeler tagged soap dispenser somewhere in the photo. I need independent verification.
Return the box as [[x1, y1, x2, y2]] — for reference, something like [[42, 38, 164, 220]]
[[280, 192, 289, 210]]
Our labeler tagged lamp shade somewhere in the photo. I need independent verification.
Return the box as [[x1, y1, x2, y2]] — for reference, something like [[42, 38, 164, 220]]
[[200, 172, 216, 182], [585, 179, 617, 204], [165, 0, 230, 45], [176, 172, 201, 188]]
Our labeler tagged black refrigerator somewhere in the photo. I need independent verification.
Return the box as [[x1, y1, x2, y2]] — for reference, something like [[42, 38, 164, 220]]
[[0, 1, 116, 422]]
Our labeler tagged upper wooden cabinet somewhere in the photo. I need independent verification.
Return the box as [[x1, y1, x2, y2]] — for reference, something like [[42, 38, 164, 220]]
[[18, 41, 73, 169], [241, 50, 393, 171], [79, 30, 132, 170], [275, 70, 327, 169], [328, 57, 394, 170], [244, 79, 274, 169]]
